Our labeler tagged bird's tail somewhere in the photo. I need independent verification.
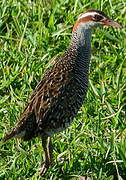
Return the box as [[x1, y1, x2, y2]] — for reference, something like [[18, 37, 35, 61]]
[[2, 111, 37, 142], [2, 119, 26, 142], [2, 129, 17, 142]]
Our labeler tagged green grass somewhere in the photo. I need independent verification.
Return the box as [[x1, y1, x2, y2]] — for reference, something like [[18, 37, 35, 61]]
[[0, 0, 126, 179]]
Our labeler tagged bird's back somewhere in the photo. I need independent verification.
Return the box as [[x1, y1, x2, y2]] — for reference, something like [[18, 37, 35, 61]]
[[3, 45, 89, 141]]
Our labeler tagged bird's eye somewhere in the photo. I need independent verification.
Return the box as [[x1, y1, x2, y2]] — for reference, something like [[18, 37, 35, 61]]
[[93, 15, 103, 21]]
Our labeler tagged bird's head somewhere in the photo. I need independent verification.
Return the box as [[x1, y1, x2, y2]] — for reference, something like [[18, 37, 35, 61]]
[[73, 9, 122, 32]]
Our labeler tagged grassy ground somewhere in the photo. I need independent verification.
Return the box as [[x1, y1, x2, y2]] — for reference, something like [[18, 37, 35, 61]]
[[0, 0, 126, 179]]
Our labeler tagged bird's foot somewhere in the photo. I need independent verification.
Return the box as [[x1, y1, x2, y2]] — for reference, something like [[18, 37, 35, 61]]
[[40, 162, 50, 177]]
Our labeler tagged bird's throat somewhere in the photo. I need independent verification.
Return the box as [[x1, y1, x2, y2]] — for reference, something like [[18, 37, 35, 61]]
[[72, 25, 91, 49], [71, 25, 92, 75]]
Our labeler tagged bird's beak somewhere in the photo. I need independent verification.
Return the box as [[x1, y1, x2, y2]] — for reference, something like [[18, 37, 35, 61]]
[[103, 18, 122, 28]]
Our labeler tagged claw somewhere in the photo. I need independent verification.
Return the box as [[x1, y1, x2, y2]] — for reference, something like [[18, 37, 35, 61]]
[[40, 162, 50, 177]]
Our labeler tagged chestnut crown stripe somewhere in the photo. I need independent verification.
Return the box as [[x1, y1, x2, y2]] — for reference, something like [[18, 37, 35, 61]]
[[78, 12, 102, 20]]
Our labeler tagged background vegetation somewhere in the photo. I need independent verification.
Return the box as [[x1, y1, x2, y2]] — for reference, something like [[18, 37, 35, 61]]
[[0, 0, 125, 179]]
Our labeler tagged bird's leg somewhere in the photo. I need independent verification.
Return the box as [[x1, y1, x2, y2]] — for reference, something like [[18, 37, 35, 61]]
[[40, 136, 53, 177]]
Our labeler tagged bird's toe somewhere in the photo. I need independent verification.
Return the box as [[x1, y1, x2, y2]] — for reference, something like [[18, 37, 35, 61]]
[[40, 162, 50, 177]]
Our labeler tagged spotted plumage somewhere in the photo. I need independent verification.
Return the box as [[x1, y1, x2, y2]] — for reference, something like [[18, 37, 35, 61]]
[[3, 9, 121, 176]]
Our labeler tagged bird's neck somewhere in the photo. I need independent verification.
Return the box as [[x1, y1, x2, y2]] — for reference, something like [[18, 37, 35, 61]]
[[70, 25, 92, 75], [71, 25, 91, 48]]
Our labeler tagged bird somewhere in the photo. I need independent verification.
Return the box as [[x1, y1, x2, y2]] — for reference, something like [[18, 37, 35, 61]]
[[2, 9, 122, 176]]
